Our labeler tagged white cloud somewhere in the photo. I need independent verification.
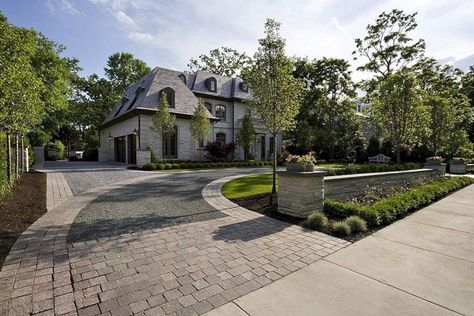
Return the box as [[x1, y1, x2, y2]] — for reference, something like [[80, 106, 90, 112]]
[[61, 0, 80, 14], [86, 0, 474, 78], [46, 0, 55, 13], [128, 31, 153, 42], [115, 10, 136, 27]]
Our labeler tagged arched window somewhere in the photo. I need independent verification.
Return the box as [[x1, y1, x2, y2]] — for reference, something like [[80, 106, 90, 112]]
[[216, 132, 226, 143], [239, 81, 248, 92], [205, 77, 217, 92], [178, 73, 186, 85], [204, 102, 212, 114], [159, 87, 175, 108], [215, 104, 226, 120], [163, 126, 178, 159]]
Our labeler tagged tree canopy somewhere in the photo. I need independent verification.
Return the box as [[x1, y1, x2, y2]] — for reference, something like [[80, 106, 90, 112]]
[[188, 47, 251, 77]]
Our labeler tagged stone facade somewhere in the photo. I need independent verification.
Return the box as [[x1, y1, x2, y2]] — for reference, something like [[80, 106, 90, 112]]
[[325, 169, 437, 201], [136, 149, 151, 168], [277, 170, 326, 218], [450, 162, 467, 174], [423, 163, 447, 176]]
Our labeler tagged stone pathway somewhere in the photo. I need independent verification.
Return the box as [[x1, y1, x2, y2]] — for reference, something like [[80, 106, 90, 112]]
[[47, 173, 73, 210], [0, 170, 349, 316]]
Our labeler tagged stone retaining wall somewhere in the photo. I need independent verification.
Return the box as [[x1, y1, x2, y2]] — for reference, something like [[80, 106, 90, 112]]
[[324, 168, 437, 201]]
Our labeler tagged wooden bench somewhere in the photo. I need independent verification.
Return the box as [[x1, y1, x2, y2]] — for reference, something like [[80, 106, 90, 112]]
[[369, 154, 391, 164]]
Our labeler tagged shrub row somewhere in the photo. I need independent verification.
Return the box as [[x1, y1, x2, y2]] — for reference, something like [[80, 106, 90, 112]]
[[324, 176, 474, 227], [325, 163, 422, 176], [142, 160, 272, 171]]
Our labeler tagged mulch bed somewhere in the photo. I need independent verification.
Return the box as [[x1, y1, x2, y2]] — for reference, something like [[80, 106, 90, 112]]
[[230, 193, 374, 242], [0, 172, 47, 269]]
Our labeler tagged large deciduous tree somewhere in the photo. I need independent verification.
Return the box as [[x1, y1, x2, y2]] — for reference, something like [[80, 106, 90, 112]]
[[353, 9, 426, 96], [188, 47, 251, 77], [244, 19, 303, 199], [373, 70, 430, 163]]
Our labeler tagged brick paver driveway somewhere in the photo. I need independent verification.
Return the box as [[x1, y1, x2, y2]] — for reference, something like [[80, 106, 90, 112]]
[[0, 166, 349, 316]]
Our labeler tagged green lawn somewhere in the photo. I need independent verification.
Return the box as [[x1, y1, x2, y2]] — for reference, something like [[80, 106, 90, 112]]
[[317, 163, 348, 168], [221, 174, 276, 199]]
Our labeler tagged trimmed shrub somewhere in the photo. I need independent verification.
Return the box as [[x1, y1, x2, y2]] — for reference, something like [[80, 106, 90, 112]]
[[325, 176, 474, 227], [164, 163, 173, 169], [332, 221, 351, 237], [171, 163, 180, 169], [156, 163, 166, 170], [344, 216, 367, 233], [306, 211, 328, 231], [142, 163, 156, 171]]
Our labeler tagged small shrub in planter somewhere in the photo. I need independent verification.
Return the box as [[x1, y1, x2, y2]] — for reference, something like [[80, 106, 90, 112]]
[[344, 216, 367, 233], [306, 211, 328, 231], [142, 163, 155, 171], [426, 156, 443, 164], [332, 221, 351, 237], [451, 157, 466, 164]]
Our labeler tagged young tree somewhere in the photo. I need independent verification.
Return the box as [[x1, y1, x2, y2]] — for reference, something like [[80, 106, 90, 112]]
[[188, 47, 251, 77], [150, 93, 176, 138], [191, 99, 211, 158], [244, 19, 304, 200], [353, 9, 426, 96], [236, 114, 256, 159], [373, 70, 430, 163]]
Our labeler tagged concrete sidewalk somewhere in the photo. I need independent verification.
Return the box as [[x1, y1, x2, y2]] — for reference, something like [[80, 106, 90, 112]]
[[207, 184, 474, 316]]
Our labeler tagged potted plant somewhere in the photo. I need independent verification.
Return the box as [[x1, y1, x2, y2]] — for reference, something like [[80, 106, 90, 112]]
[[426, 156, 443, 164], [286, 153, 316, 172], [451, 157, 466, 164]]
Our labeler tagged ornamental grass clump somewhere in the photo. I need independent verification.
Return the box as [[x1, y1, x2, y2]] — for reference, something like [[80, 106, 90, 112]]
[[344, 216, 367, 233], [332, 221, 351, 237], [306, 211, 328, 231]]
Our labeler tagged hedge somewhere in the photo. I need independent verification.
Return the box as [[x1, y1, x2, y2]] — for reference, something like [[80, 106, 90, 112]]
[[325, 163, 422, 176], [141, 160, 272, 171], [324, 176, 474, 227]]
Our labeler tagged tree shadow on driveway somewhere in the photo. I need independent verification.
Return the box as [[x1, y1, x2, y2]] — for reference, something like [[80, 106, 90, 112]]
[[212, 216, 289, 242]]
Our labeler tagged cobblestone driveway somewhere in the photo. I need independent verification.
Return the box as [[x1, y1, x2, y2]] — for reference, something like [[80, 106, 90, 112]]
[[0, 167, 349, 316]]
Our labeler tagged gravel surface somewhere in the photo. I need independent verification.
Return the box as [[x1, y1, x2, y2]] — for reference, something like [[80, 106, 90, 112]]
[[67, 168, 270, 242], [42, 161, 148, 194]]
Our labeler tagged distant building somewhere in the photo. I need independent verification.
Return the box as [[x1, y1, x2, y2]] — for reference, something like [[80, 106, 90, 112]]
[[98, 67, 281, 164]]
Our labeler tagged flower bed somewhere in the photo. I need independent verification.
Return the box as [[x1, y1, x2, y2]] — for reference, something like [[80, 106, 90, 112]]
[[141, 160, 272, 171], [324, 176, 474, 227]]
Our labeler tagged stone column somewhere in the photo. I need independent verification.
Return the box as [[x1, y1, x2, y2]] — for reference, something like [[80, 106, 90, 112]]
[[450, 162, 467, 174], [24, 147, 29, 172], [277, 170, 326, 218], [423, 163, 446, 176], [136, 149, 151, 168]]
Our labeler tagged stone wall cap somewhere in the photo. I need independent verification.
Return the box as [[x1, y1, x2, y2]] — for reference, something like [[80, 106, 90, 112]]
[[277, 170, 327, 177], [325, 168, 432, 181]]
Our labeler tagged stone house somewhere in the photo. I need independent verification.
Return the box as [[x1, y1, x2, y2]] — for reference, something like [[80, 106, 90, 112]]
[[98, 67, 281, 165]]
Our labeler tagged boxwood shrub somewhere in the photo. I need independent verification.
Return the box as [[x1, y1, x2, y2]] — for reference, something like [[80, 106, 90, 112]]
[[325, 163, 423, 176], [142, 163, 156, 170], [324, 176, 473, 227]]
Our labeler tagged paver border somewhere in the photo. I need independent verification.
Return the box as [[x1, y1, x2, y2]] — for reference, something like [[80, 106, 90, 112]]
[[0, 172, 167, 314]]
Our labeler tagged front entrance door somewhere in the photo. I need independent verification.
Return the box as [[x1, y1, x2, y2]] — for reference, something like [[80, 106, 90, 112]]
[[114, 136, 126, 163], [127, 134, 137, 164], [260, 136, 266, 160]]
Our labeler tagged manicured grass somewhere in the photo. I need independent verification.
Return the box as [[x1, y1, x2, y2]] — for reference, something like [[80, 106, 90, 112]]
[[221, 174, 277, 199], [317, 163, 349, 168]]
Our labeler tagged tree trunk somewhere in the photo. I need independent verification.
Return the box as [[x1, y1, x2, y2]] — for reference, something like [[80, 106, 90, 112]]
[[270, 134, 277, 208], [6, 132, 11, 182], [15, 133, 19, 178], [20, 137, 24, 172]]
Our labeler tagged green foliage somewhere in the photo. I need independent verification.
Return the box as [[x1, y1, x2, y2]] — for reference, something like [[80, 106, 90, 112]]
[[353, 9, 426, 90], [306, 211, 328, 231], [372, 70, 430, 163], [188, 46, 251, 77], [324, 176, 474, 227], [150, 93, 176, 137], [191, 99, 211, 147], [236, 114, 256, 159], [51, 140, 65, 159], [146, 145, 158, 163], [142, 163, 156, 171], [332, 221, 351, 237], [325, 163, 422, 176], [344, 216, 367, 233], [104, 52, 150, 97], [367, 136, 381, 157]]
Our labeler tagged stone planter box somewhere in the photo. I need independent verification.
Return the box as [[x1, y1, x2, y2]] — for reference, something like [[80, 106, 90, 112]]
[[450, 162, 467, 174], [286, 163, 315, 172], [424, 162, 446, 176]]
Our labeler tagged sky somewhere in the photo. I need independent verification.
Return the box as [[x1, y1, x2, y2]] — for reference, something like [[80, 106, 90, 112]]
[[1, 0, 473, 81]]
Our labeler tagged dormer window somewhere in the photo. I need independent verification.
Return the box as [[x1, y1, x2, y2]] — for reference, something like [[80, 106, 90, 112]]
[[205, 77, 217, 92], [160, 87, 175, 108], [239, 81, 248, 92], [178, 73, 186, 85], [125, 87, 145, 112], [115, 96, 130, 117]]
